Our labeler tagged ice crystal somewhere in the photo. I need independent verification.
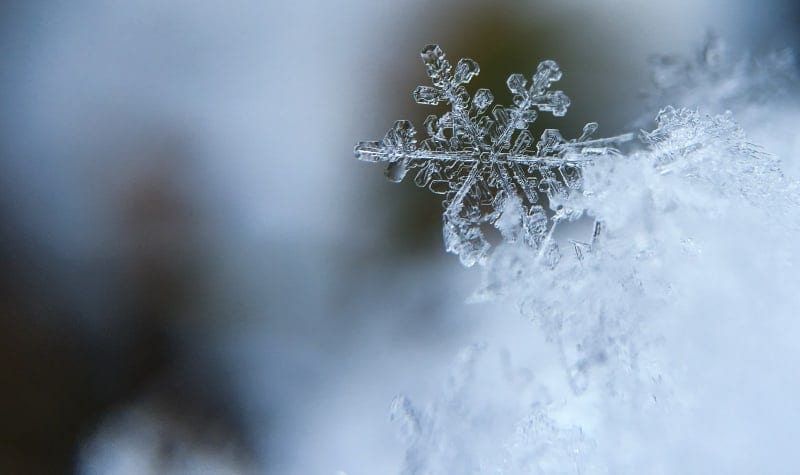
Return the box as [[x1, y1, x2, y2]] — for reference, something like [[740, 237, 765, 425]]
[[355, 44, 632, 266], [641, 106, 785, 206]]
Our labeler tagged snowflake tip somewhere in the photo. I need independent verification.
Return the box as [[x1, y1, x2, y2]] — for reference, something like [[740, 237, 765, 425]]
[[420, 44, 450, 82], [353, 141, 383, 162], [453, 58, 480, 84], [413, 85, 441, 105], [533, 60, 563, 92], [507, 73, 528, 95]]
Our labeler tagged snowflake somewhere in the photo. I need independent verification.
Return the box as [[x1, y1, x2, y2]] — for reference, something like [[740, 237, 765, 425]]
[[355, 44, 632, 266]]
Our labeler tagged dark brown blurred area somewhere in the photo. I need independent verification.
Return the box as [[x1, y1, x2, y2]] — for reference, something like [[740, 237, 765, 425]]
[[0, 133, 251, 473]]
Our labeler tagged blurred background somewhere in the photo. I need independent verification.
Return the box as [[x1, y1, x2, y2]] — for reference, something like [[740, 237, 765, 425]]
[[0, 1, 797, 473]]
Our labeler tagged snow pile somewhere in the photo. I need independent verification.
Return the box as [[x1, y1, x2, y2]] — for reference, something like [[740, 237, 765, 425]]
[[373, 42, 800, 474]]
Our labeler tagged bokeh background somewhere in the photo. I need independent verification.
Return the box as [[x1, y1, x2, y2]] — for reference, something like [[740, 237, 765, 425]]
[[0, 1, 797, 473]]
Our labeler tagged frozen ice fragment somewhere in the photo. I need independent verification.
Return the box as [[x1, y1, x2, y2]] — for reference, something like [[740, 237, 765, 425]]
[[423, 114, 441, 138], [353, 141, 383, 162], [420, 44, 451, 83], [559, 164, 582, 189], [532, 59, 563, 93], [383, 120, 417, 152], [472, 88, 494, 111], [452, 85, 470, 108], [540, 239, 561, 269], [579, 122, 599, 141], [511, 130, 534, 155], [414, 163, 436, 188], [413, 85, 441, 105], [519, 109, 538, 125], [507, 73, 528, 95], [454, 58, 480, 84], [492, 105, 511, 128], [538, 91, 570, 117], [538, 129, 566, 156], [522, 206, 548, 247]]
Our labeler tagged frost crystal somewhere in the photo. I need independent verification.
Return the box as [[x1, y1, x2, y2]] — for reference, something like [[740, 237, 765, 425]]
[[642, 107, 783, 203], [355, 44, 632, 266]]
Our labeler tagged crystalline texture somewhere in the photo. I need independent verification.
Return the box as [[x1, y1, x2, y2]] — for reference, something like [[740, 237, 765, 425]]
[[355, 44, 633, 266]]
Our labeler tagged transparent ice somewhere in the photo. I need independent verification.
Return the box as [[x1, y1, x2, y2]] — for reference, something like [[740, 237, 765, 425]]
[[355, 44, 632, 266]]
